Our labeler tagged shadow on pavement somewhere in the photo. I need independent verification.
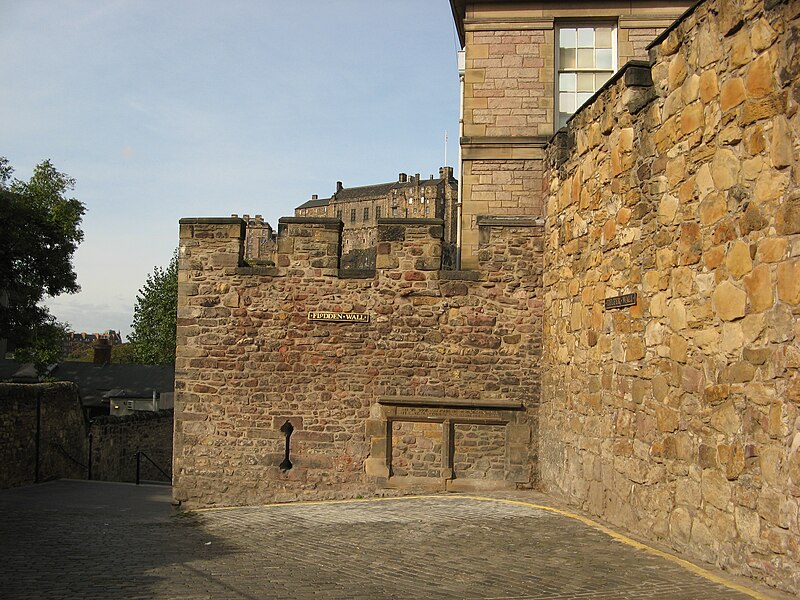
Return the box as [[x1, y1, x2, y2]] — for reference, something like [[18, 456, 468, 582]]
[[0, 480, 244, 600]]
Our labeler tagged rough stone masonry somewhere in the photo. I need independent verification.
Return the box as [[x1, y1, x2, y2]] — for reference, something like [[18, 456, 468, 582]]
[[540, 0, 800, 594], [174, 216, 543, 507]]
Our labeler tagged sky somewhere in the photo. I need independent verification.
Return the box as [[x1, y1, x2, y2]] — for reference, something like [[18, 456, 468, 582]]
[[0, 0, 462, 338]]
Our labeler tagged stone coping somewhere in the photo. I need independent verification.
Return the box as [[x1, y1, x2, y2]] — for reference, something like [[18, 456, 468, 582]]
[[646, 0, 704, 50], [476, 215, 544, 228], [377, 218, 444, 226], [179, 217, 244, 225], [564, 60, 653, 128], [378, 396, 523, 410]]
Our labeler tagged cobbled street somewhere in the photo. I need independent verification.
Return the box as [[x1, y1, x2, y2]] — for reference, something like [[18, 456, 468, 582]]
[[0, 481, 787, 599]]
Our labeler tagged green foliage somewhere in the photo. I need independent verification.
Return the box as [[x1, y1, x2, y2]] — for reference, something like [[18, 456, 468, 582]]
[[128, 252, 178, 364], [63, 341, 136, 364], [111, 342, 136, 364], [13, 320, 69, 373], [0, 157, 85, 372]]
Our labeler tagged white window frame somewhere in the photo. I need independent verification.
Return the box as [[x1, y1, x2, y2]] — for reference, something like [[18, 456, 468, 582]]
[[555, 22, 618, 130]]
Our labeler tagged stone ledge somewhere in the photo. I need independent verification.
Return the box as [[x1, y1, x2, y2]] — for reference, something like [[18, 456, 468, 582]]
[[379, 396, 523, 410], [476, 215, 545, 228]]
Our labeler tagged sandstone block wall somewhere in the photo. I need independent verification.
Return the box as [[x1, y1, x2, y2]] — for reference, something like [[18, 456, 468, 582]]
[[541, 0, 800, 593], [458, 1, 692, 268], [0, 383, 88, 488], [174, 216, 543, 507]]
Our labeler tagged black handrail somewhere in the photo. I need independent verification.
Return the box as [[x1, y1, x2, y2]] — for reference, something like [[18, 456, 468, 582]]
[[50, 441, 87, 470], [135, 450, 171, 485]]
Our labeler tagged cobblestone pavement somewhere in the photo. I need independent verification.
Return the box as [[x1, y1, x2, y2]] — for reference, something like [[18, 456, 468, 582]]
[[0, 481, 788, 599]]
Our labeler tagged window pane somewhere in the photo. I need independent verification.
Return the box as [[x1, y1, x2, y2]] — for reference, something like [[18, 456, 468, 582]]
[[577, 72, 594, 92], [577, 48, 594, 69], [560, 48, 577, 69], [577, 92, 593, 106], [596, 48, 613, 70], [577, 28, 594, 48], [559, 72, 576, 92], [559, 92, 576, 113], [596, 28, 613, 48], [560, 28, 577, 48], [558, 112, 571, 129], [596, 71, 612, 87]]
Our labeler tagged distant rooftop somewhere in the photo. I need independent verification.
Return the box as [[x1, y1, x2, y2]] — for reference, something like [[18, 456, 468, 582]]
[[296, 168, 456, 211]]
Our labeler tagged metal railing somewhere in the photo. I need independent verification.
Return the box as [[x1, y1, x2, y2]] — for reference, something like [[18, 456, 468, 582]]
[[134, 450, 171, 485]]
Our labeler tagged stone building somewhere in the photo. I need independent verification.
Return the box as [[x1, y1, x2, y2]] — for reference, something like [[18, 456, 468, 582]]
[[232, 214, 275, 261], [175, 0, 800, 595], [295, 168, 459, 266], [451, 0, 695, 267]]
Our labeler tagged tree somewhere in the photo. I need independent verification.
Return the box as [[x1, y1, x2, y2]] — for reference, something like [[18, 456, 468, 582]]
[[0, 157, 85, 370], [128, 252, 178, 364], [13, 320, 70, 374]]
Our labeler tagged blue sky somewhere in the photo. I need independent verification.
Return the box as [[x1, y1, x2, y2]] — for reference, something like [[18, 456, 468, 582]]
[[1, 0, 461, 338]]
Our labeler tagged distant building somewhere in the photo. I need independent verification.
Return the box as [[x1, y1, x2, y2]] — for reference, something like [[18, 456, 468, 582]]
[[107, 388, 174, 417], [295, 167, 458, 262], [66, 330, 122, 345], [232, 214, 276, 262]]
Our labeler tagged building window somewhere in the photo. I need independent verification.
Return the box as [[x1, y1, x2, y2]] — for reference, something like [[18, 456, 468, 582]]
[[350, 208, 356, 223], [376, 206, 382, 220], [557, 24, 616, 129], [363, 207, 369, 221], [336, 209, 342, 221]]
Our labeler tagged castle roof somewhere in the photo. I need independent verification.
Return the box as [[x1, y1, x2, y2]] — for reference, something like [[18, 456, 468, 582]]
[[334, 182, 397, 200], [296, 196, 331, 210], [296, 172, 456, 211]]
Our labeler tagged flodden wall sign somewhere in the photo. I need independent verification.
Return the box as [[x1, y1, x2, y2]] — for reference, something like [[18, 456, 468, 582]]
[[308, 311, 370, 323]]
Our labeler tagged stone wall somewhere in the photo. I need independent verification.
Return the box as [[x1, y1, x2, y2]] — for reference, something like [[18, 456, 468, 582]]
[[541, 0, 800, 593], [0, 383, 88, 488], [90, 410, 173, 484], [174, 215, 543, 507]]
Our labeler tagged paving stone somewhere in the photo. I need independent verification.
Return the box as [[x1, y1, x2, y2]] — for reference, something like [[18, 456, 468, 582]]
[[0, 481, 787, 600]]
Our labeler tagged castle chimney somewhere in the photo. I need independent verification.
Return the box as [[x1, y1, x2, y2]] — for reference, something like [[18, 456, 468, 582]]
[[415, 173, 420, 182], [312, 194, 318, 200], [93, 338, 111, 365], [336, 181, 343, 193], [398, 173, 407, 183]]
